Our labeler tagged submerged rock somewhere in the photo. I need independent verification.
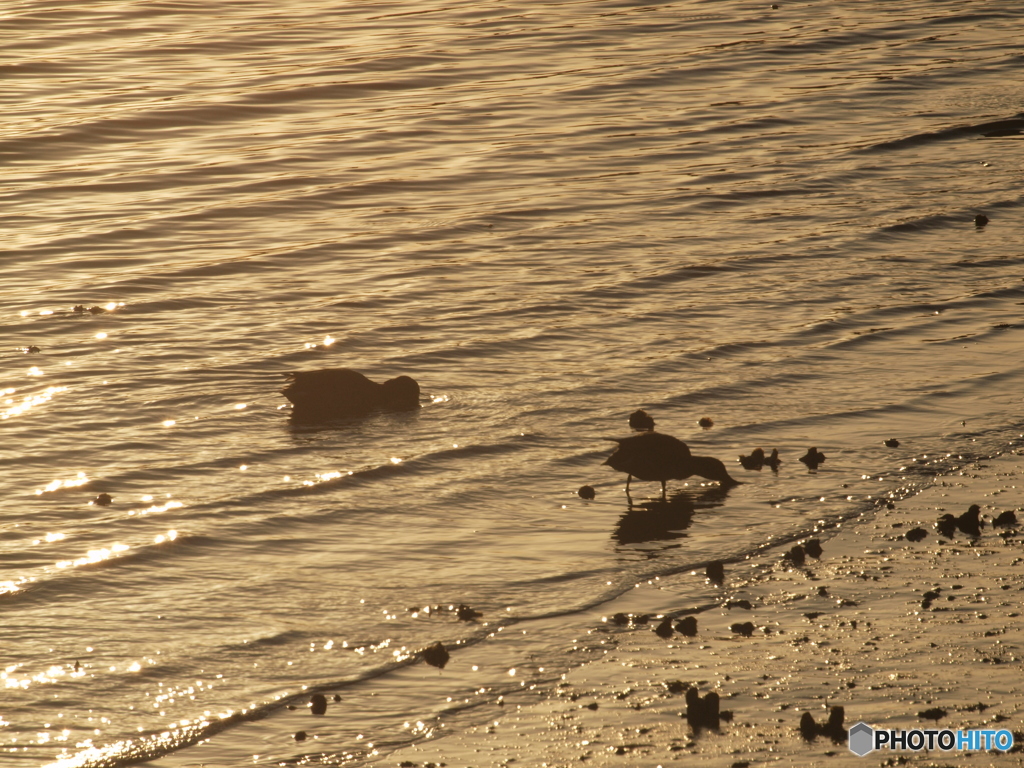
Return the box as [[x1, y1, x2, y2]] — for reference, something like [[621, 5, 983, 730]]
[[309, 694, 327, 715], [577, 484, 596, 500]]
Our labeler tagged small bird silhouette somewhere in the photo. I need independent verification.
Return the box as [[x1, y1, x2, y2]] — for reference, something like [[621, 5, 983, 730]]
[[603, 432, 738, 499], [628, 409, 655, 431], [282, 368, 420, 422]]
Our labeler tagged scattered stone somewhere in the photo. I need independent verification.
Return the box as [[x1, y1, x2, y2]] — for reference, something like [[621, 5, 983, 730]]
[[422, 642, 450, 669], [633, 613, 651, 625], [24, 346, 41, 354], [628, 409, 655, 431], [698, 417, 715, 429], [975, 213, 989, 227], [577, 485, 596, 500], [309, 693, 327, 715], [585, 702, 599, 710], [93, 493, 113, 506], [654, 616, 675, 639], [294, 731, 307, 741], [799, 448, 825, 470], [905, 527, 928, 542], [88, 305, 106, 315], [333, 694, 341, 702], [676, 616, 698, 637], [730, 621, 755, 637], [706, 561, 725, 584], [804, 539, 823, 559], [725, 599, 753, 610], [611, 612, 630, 626], [884, 438, 900, 448], [919, 707, 947, 721], [994, 510, 1018, 527], [664, 680, 689, 694], [739, 448, 765, 470], [456, 604, 482, 621]]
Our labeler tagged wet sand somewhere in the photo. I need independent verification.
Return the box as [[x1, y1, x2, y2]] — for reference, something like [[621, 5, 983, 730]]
[[392, 449, 1024, 767]]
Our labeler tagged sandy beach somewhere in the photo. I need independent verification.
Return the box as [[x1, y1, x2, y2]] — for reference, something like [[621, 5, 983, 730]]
[[390, 447, 1024, 768]]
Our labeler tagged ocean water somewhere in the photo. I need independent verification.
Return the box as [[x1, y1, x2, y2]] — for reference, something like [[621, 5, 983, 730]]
[[3, 0, 1024, 765]]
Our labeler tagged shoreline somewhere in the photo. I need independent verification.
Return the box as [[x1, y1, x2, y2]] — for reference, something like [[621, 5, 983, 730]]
[[389, 448, 1024, 767]]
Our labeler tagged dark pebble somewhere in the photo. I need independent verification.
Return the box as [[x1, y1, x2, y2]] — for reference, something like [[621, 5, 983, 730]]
[[994, 510, 1018, 527], [676, 616, 698, 637], [456, 604, 482, 621], [730, 621, 755, 637], [706, 561, 725, 584], [577, 485, 596, 500], [698, 417, 714, 429], [975, 214, 989, 227], [94, 493, 113, 506], [654, 617, 674, 639], [785, 545, 806, 566], [294, 731, 307, 741], [884, 438, 900, 448], [919, 707, 947, 721], [422, 641, 450, 669], [905, 527, 928, 542], [309, 693, 327, 715], [611, 612, 630, 626]]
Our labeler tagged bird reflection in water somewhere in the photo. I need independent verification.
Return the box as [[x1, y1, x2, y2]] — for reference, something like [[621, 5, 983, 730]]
[[613, 486, 731, 547]]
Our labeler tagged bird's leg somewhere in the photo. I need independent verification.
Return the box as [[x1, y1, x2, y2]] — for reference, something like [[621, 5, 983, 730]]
[[660, 480, 667, 502], [626, 474, 632, 494]]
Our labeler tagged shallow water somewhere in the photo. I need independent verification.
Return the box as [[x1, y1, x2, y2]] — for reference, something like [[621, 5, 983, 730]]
[[3, 0, 1024, 765]]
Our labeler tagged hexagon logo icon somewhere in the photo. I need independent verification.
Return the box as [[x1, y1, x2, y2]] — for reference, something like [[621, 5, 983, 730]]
[[848, 722, 874, 756]]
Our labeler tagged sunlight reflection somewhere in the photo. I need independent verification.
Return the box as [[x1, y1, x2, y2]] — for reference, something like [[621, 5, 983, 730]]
[[2, 385, 68, 419], [126, 500, 183, 517], [55, 543, 130, 569], [35, 472, 89, 495], [431, 394, 450, 403], [95, 332, 107, 339]]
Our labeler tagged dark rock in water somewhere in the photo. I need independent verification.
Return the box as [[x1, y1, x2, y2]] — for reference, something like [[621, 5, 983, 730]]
[[799, 448, 825, 470], [333, 694, 341, 703], [698, 417, 714, 429], [309, 694, 327, 715], [73, 305, 87, 313], [94, 493, 113, 506], [611, 612, 630, 626], [654, 617, 674, 639], [294, 731, 307, 741], [676, 616, 698, 637], [456, 604, 482, 621], [884, 438, 900, 448], [905, 527, 928, 542], [994, 510, 1018, 527], [422, 641, 450, 669], [706, 561, 725, 585], [739, 448, 765, 471], [685, 688, 720, 730], [962, 504, 983, 534], [975, 214, 989, 227], [628, 409, 655, 431], [603, 431, 738, 499], [799, 711, 818, 741], [281, 368, 420, 422], [730, 621, 755, 637], [804, 539, 823, 559], [936, 514, 958, 539], [577, 485, 596, 500], [919, 707, 947, 721], [88, 305, 106, 314], [764, 448, 781, 471], [24, 346, 41, 354], [785, 545, 806, 566]]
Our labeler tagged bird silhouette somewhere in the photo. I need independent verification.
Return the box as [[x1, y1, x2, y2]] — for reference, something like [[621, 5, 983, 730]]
[[603, 432, 738, 499], [282, 368, 420, 422]]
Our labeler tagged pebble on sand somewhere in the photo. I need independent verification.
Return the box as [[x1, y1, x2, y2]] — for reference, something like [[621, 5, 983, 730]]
[[905, 527, 928, 542], [676, 616, 698, 637]]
